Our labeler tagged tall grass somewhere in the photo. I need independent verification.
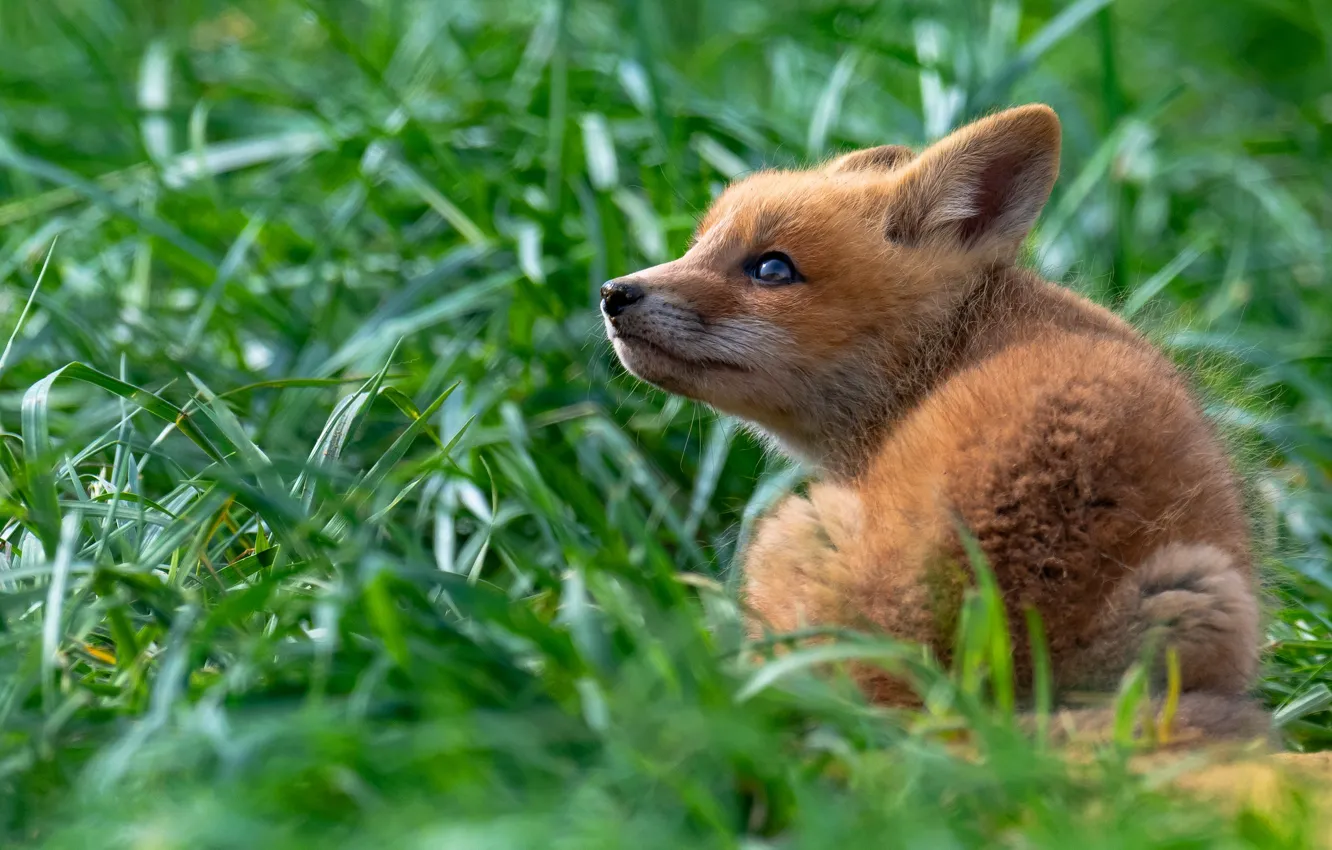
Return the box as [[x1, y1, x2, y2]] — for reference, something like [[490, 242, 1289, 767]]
[[0, 0, 1329, 845]]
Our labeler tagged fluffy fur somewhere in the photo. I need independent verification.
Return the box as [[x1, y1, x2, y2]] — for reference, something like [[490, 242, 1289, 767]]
[[601, 105, 1267, 741]]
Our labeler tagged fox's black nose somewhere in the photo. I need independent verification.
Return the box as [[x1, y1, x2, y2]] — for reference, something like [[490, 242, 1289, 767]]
[[600, 280, 644, 318]]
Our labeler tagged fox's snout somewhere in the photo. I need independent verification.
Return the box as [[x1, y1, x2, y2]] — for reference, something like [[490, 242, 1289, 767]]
[[599, 279, 644, 319]]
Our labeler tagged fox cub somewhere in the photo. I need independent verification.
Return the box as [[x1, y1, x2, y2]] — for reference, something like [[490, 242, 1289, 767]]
[[601, 105, 1266, 741]]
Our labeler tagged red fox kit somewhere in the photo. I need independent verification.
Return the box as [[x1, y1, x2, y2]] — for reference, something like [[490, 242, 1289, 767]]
[[601, 105, 1266, 742]]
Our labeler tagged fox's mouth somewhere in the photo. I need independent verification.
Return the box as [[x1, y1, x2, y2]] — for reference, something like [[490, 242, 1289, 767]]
[[609, 329, 749, 373]]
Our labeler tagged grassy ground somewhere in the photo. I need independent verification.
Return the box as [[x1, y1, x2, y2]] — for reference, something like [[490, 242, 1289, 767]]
[[1, 0, 1330, 846]]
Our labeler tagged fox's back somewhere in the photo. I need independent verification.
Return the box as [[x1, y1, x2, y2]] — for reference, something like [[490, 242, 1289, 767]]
[[850, 273, 1251, 672], [870, 270, 1247, 563]]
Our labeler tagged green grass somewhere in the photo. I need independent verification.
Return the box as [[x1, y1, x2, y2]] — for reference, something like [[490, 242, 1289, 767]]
[[0, 0, 1330, 846]]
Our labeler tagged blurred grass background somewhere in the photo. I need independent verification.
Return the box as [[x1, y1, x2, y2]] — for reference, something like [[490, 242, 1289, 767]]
[[0, 0, 1330, 846]]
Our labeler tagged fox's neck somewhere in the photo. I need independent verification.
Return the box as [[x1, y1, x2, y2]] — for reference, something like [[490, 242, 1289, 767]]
[[769, 267, 1029, 480]]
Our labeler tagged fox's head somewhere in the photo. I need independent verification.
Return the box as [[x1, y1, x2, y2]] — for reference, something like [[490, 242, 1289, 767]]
[[601, 105, 1061, 473]]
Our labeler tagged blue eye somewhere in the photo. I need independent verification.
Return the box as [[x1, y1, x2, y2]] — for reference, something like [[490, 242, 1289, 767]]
[[751, 252, 800, 285]]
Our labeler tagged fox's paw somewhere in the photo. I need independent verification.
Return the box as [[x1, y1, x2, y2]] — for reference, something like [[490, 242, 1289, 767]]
[[741, 484, 861, 634]]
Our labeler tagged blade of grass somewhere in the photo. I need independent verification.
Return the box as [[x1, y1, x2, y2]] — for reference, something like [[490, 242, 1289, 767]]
[[40, 513, 80, 713], [0, 142, 218, 267], [0, 236, 56, 380]]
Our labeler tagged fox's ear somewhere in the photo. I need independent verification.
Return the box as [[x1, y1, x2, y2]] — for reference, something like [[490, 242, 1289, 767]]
[[886, 105, 1060, 257], [825, 144, 915, 174]]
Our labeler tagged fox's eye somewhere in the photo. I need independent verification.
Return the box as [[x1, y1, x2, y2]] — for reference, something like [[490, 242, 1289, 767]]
[[751, 252, 800, 285]]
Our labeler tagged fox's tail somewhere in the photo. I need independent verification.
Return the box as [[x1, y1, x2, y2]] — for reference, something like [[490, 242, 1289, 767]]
[[1053, 542, 1270, 747]]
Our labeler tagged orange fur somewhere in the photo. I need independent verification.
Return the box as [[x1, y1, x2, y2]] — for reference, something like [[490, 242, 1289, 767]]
[[601, 105, 1266, 740]]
